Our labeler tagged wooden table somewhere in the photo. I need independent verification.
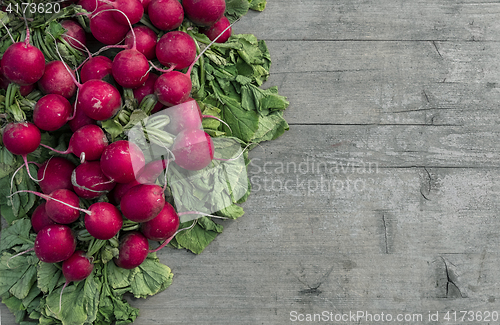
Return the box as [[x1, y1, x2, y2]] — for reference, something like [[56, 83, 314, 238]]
[[3, 0, 500, 324]]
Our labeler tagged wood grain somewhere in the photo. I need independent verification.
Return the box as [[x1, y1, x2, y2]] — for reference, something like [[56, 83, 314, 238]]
[[2, 0, 500, 324]]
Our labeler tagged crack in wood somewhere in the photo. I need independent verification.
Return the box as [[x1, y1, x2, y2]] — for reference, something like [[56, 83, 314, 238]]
[[431, 41, 443, 58], [382, 213, 389, 254], [440, 256, 465, 298]]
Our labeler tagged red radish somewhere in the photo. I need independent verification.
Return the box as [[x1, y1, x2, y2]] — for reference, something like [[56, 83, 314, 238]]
[[109, 179, 140, 205], [1, 42, 45, 86], [37, 157, 76, 194], [41, 124, 108, 161], [68, 107, 96, 132], [156, 31, 196, 70], [76, 79, 122, 121], [148, 0, 184, 31], [163, 99, 202, 134], [100, 140, 146, 183], [141, 202, 179, 241], [62, 251, 94, 282], [45, 189, 81, 224], [171, 128, 214, 170], [0, 59, 35, 95], [132, 73, 163, 111], [154, 71, 192, 107], [111, 49, 150, 89], [136, 159, 170, 184], [33, 94, 72, 131], [124, 26, 157, 60], [37, 61, 77, 98], [120, 184, 165, 222], [2, 122, 41, 156], [2, 122, 41, 181], [106, 0, 144, 25], [78, 0, 105, 12], [201, 16, 232, 43], [182, 0, 226, 27], [90, 5, 130, 45], [114, 231, 149, 269], [80, 56, 113, 83], [59, 250, 94, 311], [84, 202, 123, 240], [72, 161, 115, 199], [60, 20, 87, 51], [34, 225, 76, 263], [137, 0, 152, 13], [31, 202, 58, 233], [153, 15, 236, 106]]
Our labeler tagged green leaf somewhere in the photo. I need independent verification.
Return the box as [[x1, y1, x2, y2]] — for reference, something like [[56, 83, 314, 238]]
[[251, 111, 289, 144], [225, 0, 250, 22], [0, 219, 33, 251], [249, 0, 267, 11], [175, 223, 219, 254], [10, 262, 37, 300], [45, 271, 101, 325], [101, 119, 124, 141], [37, 262, 63, 294], [2, 295, 26, 323], [129, 256, 173, 298], [218, 93, 259, 142], [0, 251, 37, 300]]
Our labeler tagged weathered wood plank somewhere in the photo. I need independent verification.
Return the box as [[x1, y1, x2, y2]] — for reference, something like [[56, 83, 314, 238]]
[[262, 40, 500, 125], [234, 0, 500, 41]]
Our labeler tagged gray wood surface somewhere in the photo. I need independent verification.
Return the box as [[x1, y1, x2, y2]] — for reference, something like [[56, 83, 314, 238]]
[[3, 0, 500, 324]]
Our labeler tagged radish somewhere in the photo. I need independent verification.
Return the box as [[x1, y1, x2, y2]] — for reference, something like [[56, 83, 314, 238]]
[[171, 128, 214, 170], [72, 161, 115, 199], [84, 202, 123, 240], [124, 26, 157, 60], [163, 99, 202, 134], [148, 0, 184, 31], [62, 251, 93, 282], [33, 94, 73, 131], [105, 0, 144, 25], [34, 224, 76, 263], [120, 184, 165, 222], [59, 250, 94, 312], [156, 31, 196, 70], [114, 231, 149, 269], [37, 61, 78, 99], [78, 0, 105, 12], [60, 20, 87, 51], [132, 73, 163, 111], [80, 56, 113, 83], [2, 122, 41, 156], [182, 0, 226, 27], [90, 4, 130, 45], [37, 157, 76, 194], [44, 189, 81, 224], [100, 140, 146, 183], [41, 125, 109, 161], [111, 48, 150, 89], [2, 122, 41, 180], [153, 19, 236, 106], [141, 202, 179, 241], [110, 13, 150, 89], [109, 179, 140, 205], [31, 202, 58, 233], [1, 40, 45, 86], [154, 71, 192, 107], [201, 16, 232, 43], [76, 79, 122, 121], [138, 0, 152, 13], [0, 59, 35, 96], [68, 106, 97, 132]]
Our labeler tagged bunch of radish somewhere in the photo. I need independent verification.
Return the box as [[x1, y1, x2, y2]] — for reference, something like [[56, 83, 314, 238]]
[[0, 0, 233, 299]]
